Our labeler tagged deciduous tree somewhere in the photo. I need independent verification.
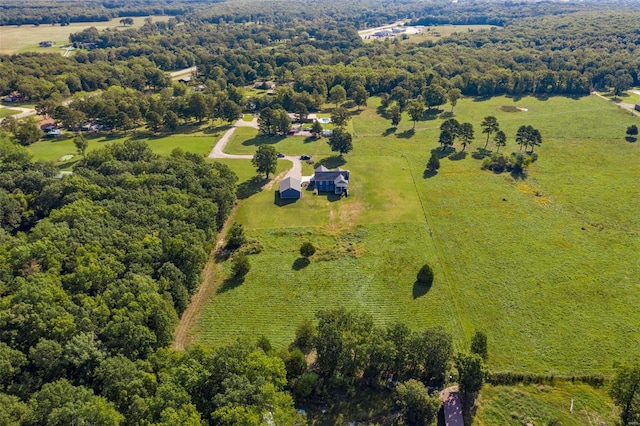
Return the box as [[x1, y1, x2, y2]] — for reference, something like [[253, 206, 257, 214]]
[[406, 100, 425, 129], [327, 127, 353, 156], [252, 145, 278, 179]]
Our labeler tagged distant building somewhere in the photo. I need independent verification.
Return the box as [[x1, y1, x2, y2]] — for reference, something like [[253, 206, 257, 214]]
[[279, 176, 301, 199], [311, 165, 349, 195], [635, 102, 640, 112], [177, 76, 191, 84], [373, 30, 393, 37], [39, 41, 53, 47], [2, 92, 24, 102], [392, 27, 406, 33], [254, 81, 276, 90]]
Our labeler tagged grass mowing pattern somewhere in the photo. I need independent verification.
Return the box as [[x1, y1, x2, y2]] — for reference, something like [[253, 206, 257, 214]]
[[128, 95, 636, 376], [474, 383, 619, 425]]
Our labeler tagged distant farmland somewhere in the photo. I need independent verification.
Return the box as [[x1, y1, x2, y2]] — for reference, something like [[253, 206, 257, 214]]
[[0, 16, 170, 54]]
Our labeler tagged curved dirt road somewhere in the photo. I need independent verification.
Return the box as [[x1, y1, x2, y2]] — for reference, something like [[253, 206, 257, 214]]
[[207, 118, 302, 180]]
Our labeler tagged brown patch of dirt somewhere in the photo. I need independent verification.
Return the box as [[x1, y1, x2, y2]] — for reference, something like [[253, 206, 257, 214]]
[[340, 199, 364, 226]]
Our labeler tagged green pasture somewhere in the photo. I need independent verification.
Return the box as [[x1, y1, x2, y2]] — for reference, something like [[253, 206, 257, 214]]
[[192, 94, 640, 376], [474, 383, 618, 425], [28, 125, 225, 169], [0, 16, 171, 54]]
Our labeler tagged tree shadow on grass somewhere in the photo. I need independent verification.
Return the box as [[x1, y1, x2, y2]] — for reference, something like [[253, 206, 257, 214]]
[[431, 147, 455, 159], [471, 147, 492, 160], [314, 155, 346, 169], [274, 191, 298, 206], [377, 105, 391, 119], [448, 151, 467, 161], [242, 135, 285, 147], [237, 176, 267, 200], [292, 257, 310, 270], [413, 281, 432, 299], [422, 108, 443, 120], [217, 275, 245, 294], [396, 128, 415, 139], [423, 170, 437, 179], [625, 136, 637, 143], [382, 127, 397, 136], [203, 123, 232, 134]]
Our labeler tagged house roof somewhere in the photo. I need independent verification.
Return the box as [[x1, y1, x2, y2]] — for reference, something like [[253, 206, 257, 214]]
[[314, 171, 349, 183], [279, 176, 301, 193], [334, 175, 348, 184], [315, 165, 329, 172]]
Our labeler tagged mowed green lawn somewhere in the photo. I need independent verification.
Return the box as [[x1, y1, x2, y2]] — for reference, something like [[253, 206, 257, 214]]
[[27, 124, 227, 168], [193, 94, 640, 377], [474, 383, 619, 425]]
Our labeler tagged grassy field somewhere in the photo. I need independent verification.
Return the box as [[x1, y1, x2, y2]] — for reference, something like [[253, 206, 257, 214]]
[[0, 16, 170, 54], [474, 383, 618, 425], [27, 123, 227, 168], [191, 93, 640, 377], [0, 108, 20, 118]]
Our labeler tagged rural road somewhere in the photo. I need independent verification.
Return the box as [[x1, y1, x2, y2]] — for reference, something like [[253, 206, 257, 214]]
[[592, 91, 640, 117], [0, 105, 36, 123], [169, 66, 197, 78], [208, 116, 302, 180]]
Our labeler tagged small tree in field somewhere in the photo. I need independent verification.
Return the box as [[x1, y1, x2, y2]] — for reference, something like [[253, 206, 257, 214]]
[[73, 134, 89, 157], [232, 253, 250, 278], [300, 242, 316, 258], [470, 331, 488, 361], [252, 145, 278, 179], [426, 153, 440, 173], [311, 121, 323, 138], [416, 263, 434, 286]]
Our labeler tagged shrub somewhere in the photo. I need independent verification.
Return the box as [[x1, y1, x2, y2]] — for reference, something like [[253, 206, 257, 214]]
[[299, 242, 316, 258], [231, 253, 250, 278], [225, 223, 246, 250], [416, 263, 434, 286]]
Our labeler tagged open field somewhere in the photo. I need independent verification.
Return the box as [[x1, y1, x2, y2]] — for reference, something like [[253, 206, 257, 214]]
[[0, 107, 20, 118], [27, 123, 227, 168], [474, 383, 618, 425], [360, 24, 497, 44], [190, 94, 640, 376], [0, 16, 170, 54]]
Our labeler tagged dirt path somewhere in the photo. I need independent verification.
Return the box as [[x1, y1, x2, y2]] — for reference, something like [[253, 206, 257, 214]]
[[174, 119, 303, 350], [592, 92, 640, 117], [172, 214, 234, 350]]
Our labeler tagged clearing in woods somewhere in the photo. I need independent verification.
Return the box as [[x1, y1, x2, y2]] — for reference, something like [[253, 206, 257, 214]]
[[184, 94, 640, 377], [0, 16, 171, 54]]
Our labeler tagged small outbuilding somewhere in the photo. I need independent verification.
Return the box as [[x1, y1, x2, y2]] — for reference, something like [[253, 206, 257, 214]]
[[635, 102, 640, 112], [279, 176, 302, 199]]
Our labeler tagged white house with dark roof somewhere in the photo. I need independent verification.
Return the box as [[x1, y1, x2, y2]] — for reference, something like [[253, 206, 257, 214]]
[[311, 165, 349, 195]]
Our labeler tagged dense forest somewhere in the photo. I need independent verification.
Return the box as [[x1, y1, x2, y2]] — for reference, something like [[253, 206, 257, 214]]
[[2, 0, 640, 423]]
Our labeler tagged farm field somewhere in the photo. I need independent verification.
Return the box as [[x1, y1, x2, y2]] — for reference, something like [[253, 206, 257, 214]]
[[0, 15, 170, 54], [474, 382, 618, 425], [190, 94, 640, 376]]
